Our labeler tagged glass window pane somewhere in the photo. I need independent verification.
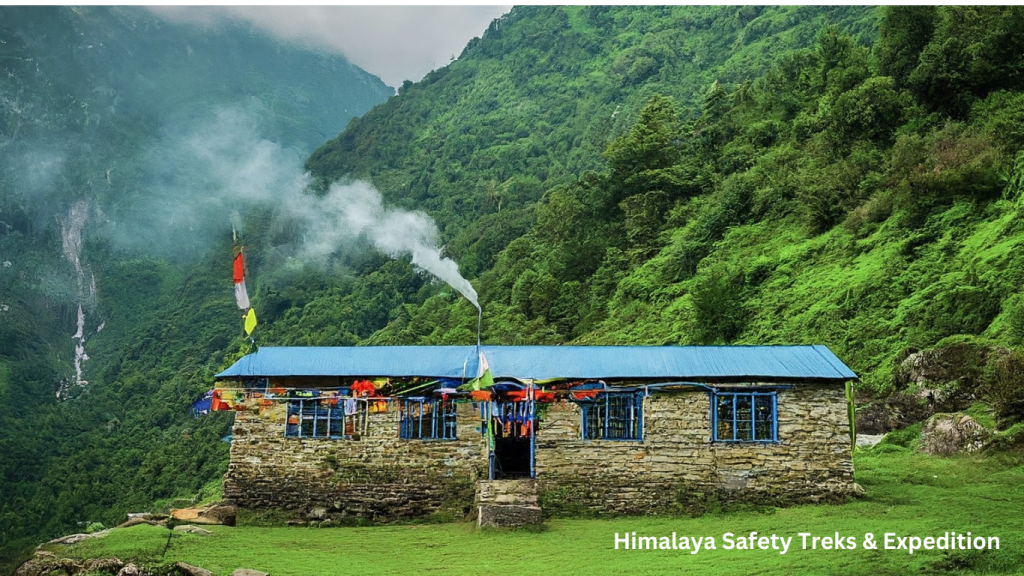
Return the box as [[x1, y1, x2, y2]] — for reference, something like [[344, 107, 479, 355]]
[[735, 395, 753, 440], [716, 396, 734, 440], [754, 395, 774, 441]]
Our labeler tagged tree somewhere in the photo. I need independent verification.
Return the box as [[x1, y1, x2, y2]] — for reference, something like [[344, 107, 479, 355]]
[[876, 6, 936, 89], [604, 95, 685, 202], [909, 7, 1024, 116]]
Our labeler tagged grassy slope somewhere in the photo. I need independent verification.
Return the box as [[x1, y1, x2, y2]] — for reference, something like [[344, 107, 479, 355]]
[[61, 449, 1024, 575], [589, 198, 1024, 392]]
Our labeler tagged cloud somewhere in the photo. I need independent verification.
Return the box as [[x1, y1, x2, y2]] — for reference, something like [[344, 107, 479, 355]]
[[149, 6, 511, 87]]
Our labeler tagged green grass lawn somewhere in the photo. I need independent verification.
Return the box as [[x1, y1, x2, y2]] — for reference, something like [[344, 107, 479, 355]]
[[60, 447, 1024, 576]]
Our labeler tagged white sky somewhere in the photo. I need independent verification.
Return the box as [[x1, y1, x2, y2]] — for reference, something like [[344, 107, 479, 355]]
[[149, 6, 512, 87]]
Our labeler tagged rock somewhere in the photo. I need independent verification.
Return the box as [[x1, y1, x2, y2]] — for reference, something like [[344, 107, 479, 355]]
[[85, 557, 125, 572], [118, 517, 158, 529], [126, 512, 154, 521], [856, 393, 934, 434], [15, 557, 82, 576], [919, 413, 990, 456], [118, 563, 142, 576], [895, 345, 999, 412], [173, 525, 212, 536], [171, 503, 237, 526], [202, 503, 238, 526], [855, 433, 885, 448], [231, 570, 270, 576], [174, 561, 215, 576]]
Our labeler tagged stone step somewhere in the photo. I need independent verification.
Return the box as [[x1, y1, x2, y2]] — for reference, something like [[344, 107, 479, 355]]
[[478, 504, 542, 528], [475, 479, 542, 527], [475, 479, 538, 506]]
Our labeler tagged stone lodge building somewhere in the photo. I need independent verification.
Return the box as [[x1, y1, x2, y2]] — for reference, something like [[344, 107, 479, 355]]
[[214, 345, 857, 525]]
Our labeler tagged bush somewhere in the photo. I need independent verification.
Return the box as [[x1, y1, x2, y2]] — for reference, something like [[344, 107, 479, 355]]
[[689, 265, 747, 344], [983, 350, 1024, 428], [1004, 293, 1024, 345]]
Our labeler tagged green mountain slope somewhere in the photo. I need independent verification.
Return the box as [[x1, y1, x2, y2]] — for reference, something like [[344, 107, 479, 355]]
[[307, 6, 876, 277], [7, 4, 1024, 571], [306, 7, 1024, 404], [0, 6, 391, 566]]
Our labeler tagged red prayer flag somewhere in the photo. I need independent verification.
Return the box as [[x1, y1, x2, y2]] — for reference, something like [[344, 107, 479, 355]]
[[233, 252, 245, 284]]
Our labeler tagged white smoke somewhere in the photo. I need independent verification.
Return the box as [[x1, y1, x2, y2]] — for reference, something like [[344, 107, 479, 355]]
[[124, 106, 478, 309], [293, 181, 479, 309]]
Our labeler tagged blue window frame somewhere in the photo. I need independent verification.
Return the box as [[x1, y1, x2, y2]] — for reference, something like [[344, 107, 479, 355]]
[[581, 392, 643, 441], [712, 391, 777, 442], [400, 398, 458, 440], [285, 398, 365, 439]]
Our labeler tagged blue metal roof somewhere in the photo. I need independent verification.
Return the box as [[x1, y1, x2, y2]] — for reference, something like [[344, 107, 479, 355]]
[[216, 345, 856, 382]]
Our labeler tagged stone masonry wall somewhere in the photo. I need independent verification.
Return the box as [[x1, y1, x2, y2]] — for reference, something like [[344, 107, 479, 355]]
[[224, 383, 852, 521], [536, 384, 854, 516], [224, 400, 486, 522]]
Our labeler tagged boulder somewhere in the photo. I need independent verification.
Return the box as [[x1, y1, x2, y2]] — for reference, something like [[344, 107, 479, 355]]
[[174, 562, 215, 576], [15, 556, 82, 576], [85, 558, 125, 573], [919, 413, 990, 456], [173, 525, 212, 536], [231, 570, 270, 576], [171, 503, 237, 526], [895, 344, 998, 412], [118, 517, 158, 529], [856, 393, 934, 434], [117, 564, 142, 576]]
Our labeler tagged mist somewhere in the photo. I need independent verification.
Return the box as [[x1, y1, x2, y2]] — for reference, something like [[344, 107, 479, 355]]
[[116, 105, 479, 308]]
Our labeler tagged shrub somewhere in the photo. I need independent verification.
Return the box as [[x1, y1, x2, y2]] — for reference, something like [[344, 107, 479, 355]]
[[1002, 294, 1024, 346], [689, 265, 747, 344], [982, 350, 1024, 428]]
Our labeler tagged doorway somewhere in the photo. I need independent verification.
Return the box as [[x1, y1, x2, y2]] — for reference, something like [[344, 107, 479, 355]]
[[488, 398, 535, 480]]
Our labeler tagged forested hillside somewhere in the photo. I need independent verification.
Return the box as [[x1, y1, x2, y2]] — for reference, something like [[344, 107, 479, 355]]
[[308, 6, 1024, 414], [7, 4, 1024, 572], [0, 6, 390, 567]]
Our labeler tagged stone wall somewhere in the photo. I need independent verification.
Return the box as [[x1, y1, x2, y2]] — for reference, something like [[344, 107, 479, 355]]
[[536, 385, 854, 515], [224, 383, 853, 521], [224, 400, 486, 522]]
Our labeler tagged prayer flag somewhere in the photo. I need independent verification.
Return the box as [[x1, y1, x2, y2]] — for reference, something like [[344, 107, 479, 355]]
[[233, 251, 250, 310], [244, 308, 258, 336], [472, 350, 494, 391], [233, 252, 245, 284]]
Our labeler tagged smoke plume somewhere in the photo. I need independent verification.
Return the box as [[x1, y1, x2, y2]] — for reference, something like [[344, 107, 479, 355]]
[[120, 106, 478, 308]]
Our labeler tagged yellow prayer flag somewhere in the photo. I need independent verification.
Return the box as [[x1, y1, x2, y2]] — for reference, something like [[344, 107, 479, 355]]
[[244, 308, 258, 336]]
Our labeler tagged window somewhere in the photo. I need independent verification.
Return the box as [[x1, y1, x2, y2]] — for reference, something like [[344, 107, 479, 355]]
[[713, 391, 777, 442], [580, 392, 643, 441], [399, 398, 458, 440], [285, 398, 367, 439]]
